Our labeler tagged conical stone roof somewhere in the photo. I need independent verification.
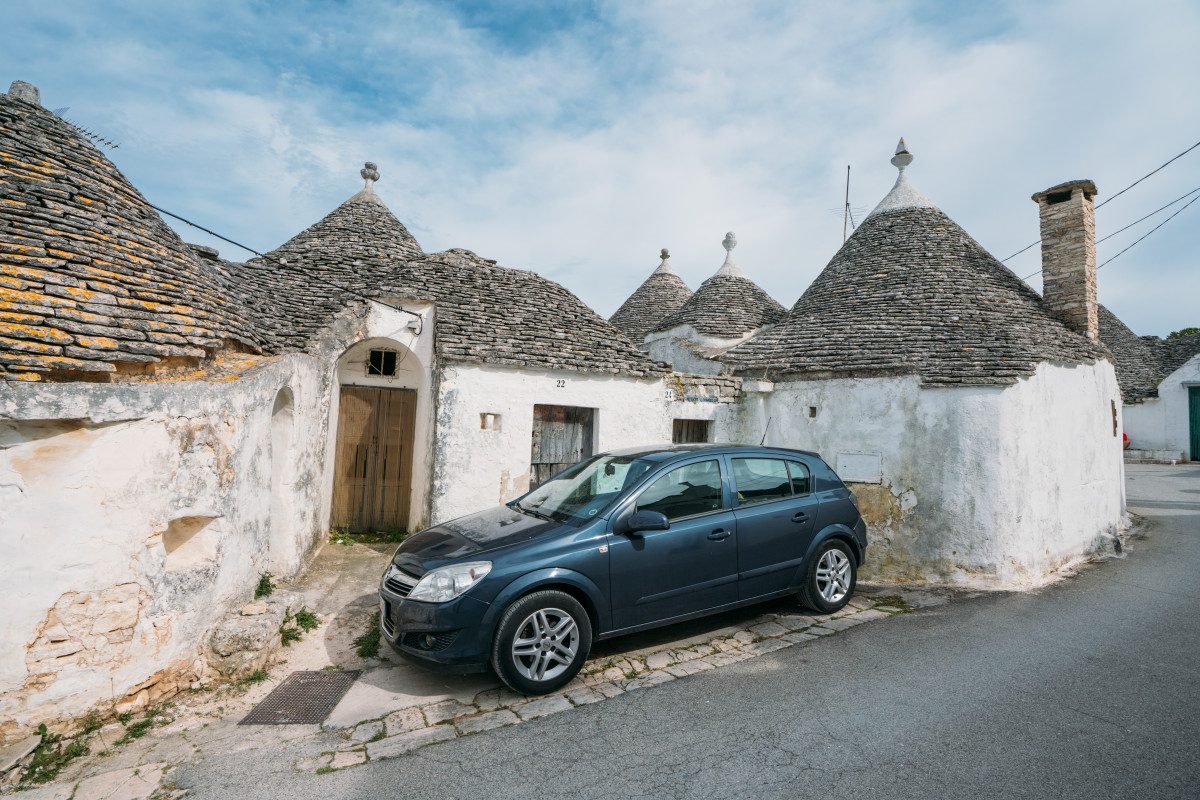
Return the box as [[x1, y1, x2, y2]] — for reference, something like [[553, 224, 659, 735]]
[[230, 171, 423, 351], [609, 249, 693, 342], [0, 81, 260, 381], [724, 142, 1110, 384], [653, 233, 785, 337]]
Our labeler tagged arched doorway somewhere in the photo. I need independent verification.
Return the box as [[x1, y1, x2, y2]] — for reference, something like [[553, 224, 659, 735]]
[[330, 337, 424, 533]]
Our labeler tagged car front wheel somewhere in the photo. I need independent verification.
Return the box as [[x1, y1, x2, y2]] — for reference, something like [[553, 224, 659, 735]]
[[491, 590, 592, 695], [799, 539, 857, 613]]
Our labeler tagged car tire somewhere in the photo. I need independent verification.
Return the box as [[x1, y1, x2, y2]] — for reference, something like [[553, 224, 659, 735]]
[[798, 539, 857, 613], [491, 590, 592, 695]]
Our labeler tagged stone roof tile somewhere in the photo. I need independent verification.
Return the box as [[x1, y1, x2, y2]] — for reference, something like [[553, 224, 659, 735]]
[[0, 84, 260, 381], [609, 250, 693, 342]]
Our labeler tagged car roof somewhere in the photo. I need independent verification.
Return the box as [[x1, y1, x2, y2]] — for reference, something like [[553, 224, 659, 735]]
[[602, 443, 822, 463]]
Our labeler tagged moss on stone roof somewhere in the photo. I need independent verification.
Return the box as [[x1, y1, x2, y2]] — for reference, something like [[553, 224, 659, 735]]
[[0, 88, 260, 381]]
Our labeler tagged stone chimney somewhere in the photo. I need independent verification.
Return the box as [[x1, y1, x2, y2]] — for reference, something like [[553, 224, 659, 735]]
[[1031, 179, 1099, 339]]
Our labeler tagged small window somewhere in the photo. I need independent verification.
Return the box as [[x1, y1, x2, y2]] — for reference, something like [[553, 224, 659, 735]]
[[672, 419, 711, 444], [732, 458, 792, 507], [367, 349, 398, 376], [637, 460, 723, 521], [787, 461, 812, 495]]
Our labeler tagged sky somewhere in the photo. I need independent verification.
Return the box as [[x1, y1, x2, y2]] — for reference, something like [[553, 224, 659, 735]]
[[2, 0, 1198, 336]]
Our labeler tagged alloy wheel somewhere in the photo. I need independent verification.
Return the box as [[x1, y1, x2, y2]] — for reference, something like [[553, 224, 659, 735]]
[[815, 549, 852, 603], [511, 607, 579, 681]]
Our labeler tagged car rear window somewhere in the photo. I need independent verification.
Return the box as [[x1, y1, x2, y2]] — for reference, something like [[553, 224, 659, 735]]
[[732, 458, 793, 507]]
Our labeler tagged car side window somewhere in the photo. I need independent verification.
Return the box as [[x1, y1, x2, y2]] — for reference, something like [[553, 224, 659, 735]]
[[636, 460, 724, 521], [787, 460, 812, 495], [732, 458, 793, 507]]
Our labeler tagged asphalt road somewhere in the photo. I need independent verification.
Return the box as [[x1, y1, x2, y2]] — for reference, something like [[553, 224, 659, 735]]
[[180, 463, 1200, 799]]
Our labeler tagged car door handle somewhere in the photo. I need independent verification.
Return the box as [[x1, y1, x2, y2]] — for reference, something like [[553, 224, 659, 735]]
[[791, 512, 810, 523], [707, 529, 731, 541]]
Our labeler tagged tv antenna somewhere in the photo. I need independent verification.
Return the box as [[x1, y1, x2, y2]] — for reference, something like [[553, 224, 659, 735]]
[[51, 107, 120, 150]]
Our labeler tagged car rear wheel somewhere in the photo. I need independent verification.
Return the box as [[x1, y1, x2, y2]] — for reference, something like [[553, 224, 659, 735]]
[[491, 590, 592, 695], [799, 539, 857, 613]]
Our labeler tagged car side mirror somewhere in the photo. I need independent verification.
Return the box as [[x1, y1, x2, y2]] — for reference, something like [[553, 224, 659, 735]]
[[624, 510, 670, 535]]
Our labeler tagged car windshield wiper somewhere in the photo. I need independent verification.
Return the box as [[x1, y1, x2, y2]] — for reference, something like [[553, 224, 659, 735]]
[[512, 501, 553, 521]]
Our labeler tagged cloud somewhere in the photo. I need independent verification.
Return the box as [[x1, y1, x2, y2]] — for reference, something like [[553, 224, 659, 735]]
[[2, 0, 1198, 334]]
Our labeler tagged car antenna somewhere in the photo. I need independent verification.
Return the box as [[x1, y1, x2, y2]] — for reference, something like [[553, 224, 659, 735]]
[[759, 417, 772, 445]]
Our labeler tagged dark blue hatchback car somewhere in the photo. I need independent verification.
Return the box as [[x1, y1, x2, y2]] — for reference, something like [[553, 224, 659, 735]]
[[379, 444, 867, 694]]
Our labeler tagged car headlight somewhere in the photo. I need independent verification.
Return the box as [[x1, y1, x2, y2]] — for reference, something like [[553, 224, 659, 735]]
[[407, 561, 492, 603]]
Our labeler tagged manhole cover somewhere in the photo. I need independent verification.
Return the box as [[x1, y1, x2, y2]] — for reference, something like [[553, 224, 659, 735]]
[[240, 670, 361, 725]]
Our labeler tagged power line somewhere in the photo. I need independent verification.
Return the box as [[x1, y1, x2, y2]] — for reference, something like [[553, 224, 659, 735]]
[[1095, 137, 1200, 209], [1001, 136, 1200, 263], [147, 201, 422, 321], [1020, 186, 1200, 280], [1097, 192, 1200, 271]]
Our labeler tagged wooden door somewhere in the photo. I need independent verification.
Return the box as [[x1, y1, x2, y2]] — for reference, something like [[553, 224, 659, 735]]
[[331, 387, 416, 532], [1190, 387, 1200, 461], [531, 405, 594, 486]]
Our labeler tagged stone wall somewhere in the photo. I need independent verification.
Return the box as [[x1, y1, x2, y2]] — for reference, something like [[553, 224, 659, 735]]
[[0, 303, 383, 744]]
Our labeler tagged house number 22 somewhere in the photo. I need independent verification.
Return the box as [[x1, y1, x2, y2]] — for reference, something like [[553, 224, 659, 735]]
[[555, 379, 567, 388]]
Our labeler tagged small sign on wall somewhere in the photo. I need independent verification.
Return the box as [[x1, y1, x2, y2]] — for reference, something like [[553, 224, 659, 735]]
[[836, 452, 882, 484]]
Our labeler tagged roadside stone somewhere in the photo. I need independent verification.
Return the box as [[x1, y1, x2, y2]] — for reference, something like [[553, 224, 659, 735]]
[[732, 630, 756, 644], [565, 686, 606, 705], [742, 638, 792, 656], [645, 651, 673, 670], [421, 699, 475, 726], [514, 695, 573, 720], [624, 671, 675, 691], [329, 749, 368, 770], [383, 707, 425, 736], [349, 720, 383, 743], [472, 687, 525, 712], [807, 626, 835, 636], [776, 614, 819, 631], [831, 607, 858, 618], [73, 762, 165, 800], [784, 632, 818, 644], [854, 608, 891, 621], [366, 726, 457, 761], [296, 753, 332, 772], [454, 709, 520, 735], [822, 616, 866, 631], [664, 661, 702, 677], [0, 734, 39, 774], [707, 652, 743, 667], [590, 681, 625, 698], [749, 621, 788, 638]]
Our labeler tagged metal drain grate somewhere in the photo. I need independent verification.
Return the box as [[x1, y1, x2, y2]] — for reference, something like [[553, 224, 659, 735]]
[[240, 670, 361, 725]]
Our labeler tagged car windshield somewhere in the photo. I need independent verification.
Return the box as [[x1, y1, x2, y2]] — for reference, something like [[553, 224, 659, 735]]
[[512, 454, 654, 524]]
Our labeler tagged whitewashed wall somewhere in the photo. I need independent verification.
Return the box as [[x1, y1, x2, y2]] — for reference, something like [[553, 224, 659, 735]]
[[323, 301, 436, 532], [743, 361, 1125, 589], [0, 351, 331, 740], [428, 365, 740, 524], [0, 299, 434, 741], [1122, 354, 1200, 459]]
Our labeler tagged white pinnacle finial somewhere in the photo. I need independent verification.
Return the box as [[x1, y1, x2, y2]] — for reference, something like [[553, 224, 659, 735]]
[[715, 232, 744, 277], [890, 138, 913, 171], [360, 161, 380, 188], [653, 248, 673, 274]]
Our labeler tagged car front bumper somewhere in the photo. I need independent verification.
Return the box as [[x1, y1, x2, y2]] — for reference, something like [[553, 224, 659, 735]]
[[378, 580, 493, 673]]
